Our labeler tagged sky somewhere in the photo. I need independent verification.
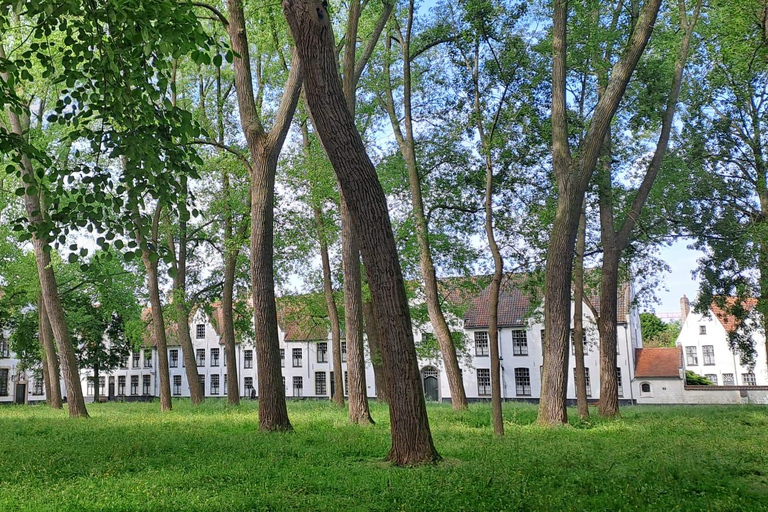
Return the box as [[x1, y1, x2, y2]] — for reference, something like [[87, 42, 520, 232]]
[[648, 240, 701, 317]]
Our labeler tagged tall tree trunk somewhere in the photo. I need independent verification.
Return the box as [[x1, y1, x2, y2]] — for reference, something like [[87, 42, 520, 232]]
[[39, 297, 62, 409], [226, 0, 303, 431], [341, 194, 373, 425], [141, 249, 173, 412], [93, 367, 100, 404], [283, 0, 439, 465], [573, 206, 589, 420], [1, 45, 88, 418], [170, 212, 205, 405], [313, 204, 345, 406], [382, 8, 468, 410], [596, 0, 701, 418], [363, 298, 388, 404], [538, 0, 661, 426], [338, 0, 375, 420]]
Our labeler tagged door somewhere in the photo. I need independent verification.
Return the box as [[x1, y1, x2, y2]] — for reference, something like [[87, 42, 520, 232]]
[[330, 371, 335, 399], [421, 367, 439, 401], [108, 377, 115, 400], [14, 383, 26, 404]]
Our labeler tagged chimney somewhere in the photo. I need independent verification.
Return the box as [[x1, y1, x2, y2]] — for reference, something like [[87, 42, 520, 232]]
[[680, 295, 690, 324]]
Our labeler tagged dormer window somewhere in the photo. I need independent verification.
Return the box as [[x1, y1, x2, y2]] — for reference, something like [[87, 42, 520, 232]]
[[699, 325, 707, 335], [196, 324, 206, 339]]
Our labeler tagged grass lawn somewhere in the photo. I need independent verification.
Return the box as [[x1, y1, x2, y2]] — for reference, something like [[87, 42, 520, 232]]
[[0, 400, 767, 511]]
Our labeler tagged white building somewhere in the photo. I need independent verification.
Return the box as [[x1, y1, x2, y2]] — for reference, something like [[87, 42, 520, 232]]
[[676, 295, 768, 386], [0, 328, 47, 405]]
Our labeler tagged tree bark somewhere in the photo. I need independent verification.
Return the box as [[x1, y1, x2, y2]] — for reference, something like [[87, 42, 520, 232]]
[[382, 7, 468, 410], [93, 367, 100, 404], [39, 297, 62, 409], [363, 298, 388, 404], [596, 0, 700, 418], [573, 206, 589, 420], [169, 209, 205, 405], [0, 45, 88, 418], [538, 0, 661, 426], [314, 204, 345, 407], [283, 0, 439, 465], [341, 194, 374, 425], [226, 0, 303, 431]]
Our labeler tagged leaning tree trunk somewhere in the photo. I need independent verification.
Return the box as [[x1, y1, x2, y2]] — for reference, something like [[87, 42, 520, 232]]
[[341, 194, 373, 425], [39, 297, 62, 409], [363, 298, 388, 404], [142, 253, 173, 412], [314, 204, 345, 406], [573, 206, 590, 420], [382, 21, 468, 410], [283, 0, 439, 465]]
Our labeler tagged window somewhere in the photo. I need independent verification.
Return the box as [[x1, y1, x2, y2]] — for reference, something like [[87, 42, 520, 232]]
[[0, 369, 8, 396], [515, 368, 531, 396], [244, 350, 253, 369], [702, 345, 715, 366], [120, 355, 128, 369], [685, 346, 698, 366], [223, 374, 228, 395], [87, 378, 94, 396], [196, 323, 205, 339], [341, 342, 347, 363], [743, 373, 757, 386], [118, 376, 126, 395], [705, 374, 718, 385], [475, 331, 489, 356], [196, 349, 205, 367], [477, 368, 491, 396], [317, 342, 328, 363], [198, 374, 205, 394], [144, 349, 152, 368], [280, 349, 285, 367], [142, 375, 151, 395], [244, 377, 253, 396], [211, 374, 220, 395], [699, 325, 707, 335], [173, 375, 181, 396], [130, 375, 139, 395], [0, 336, 8, 357], [616, 367, 623, 397], [292, 348, 302, 367], [223, 348, 227, 367], [99, 376, 106, 396], [723, 373, 735, 386], [293, 376, 303, 397], [512, 330, 528, 356], [574, 367, 591, 397], [169, 349, 178, 368], [211, 348, 220, 367], [33, 375, 43, 395], [132, 352, 140, 368], [640, 382, 652, 397], [344, 371, 349, 396], [571, 330, 588, 356], [315, 372, 327, 395]]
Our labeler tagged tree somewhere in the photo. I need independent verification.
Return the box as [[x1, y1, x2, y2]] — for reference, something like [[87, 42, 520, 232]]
[[640, 313, 680, 347], [538, 0, 662, 426], [283, 0, 439, 465]]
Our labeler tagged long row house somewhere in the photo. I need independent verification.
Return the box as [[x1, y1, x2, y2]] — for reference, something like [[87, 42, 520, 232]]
[[2, 278, 767, 405]]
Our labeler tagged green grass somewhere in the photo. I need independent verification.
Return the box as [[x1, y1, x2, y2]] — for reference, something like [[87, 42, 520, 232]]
[[1, 401, 767, 511]]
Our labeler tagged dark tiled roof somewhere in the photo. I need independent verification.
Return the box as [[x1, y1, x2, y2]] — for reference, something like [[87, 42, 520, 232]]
[[463, 278, 533, 328], [276, 295, 330, 342], [634, 347, 682, 378], [585, 282, 632, 322]]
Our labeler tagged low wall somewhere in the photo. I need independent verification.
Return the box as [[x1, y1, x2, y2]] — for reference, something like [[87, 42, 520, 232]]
[[681, 385, 768, 405]]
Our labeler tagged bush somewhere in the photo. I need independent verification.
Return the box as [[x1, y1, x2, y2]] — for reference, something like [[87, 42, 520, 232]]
[[685, 370, 713, 385]]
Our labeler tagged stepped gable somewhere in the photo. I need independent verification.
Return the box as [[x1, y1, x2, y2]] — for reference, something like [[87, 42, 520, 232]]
[[634, 347, 682, 378], [710, 297, 758, 333]]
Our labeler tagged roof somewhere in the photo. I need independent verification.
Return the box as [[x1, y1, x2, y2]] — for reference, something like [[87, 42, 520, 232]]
[[463, 276, 535, 329], [585, 282, 631, 321], [276, 294, 330, 342], [634, 347, 682, 378], [711, 297, 758, 333]]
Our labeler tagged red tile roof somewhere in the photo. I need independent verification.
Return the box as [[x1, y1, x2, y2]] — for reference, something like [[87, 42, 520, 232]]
[[634, 347, 681, 378], [711, 298, 758, 333]]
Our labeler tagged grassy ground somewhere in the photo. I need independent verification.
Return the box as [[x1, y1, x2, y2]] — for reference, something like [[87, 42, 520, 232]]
[[0, 400, 766, 511]]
